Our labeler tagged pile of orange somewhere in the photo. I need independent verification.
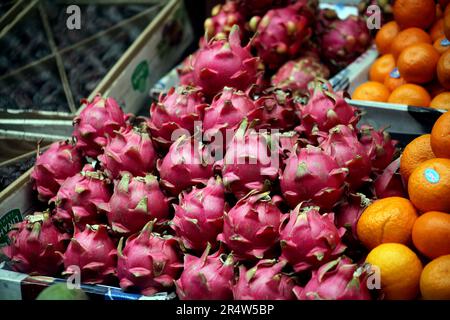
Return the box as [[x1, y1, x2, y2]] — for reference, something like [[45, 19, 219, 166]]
[[356, 112, 450, 300], [353, 0, 450, 110]]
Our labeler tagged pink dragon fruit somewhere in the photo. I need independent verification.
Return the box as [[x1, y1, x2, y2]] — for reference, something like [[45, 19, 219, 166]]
[[233, 260, 295, 300], [172, 176, 225, 252], [249, 3, 311, 69], [294, 256, 372, 300], [220, 120, 280, 198], [203, 87, 262, 139], [73, 94, 126, 158], [335, 193, 371, 243], [192, 26, 260, 98], [2, 211, 69, 276], [280, 145, 347, 209], [148, 86, 208, 149], [204, 1, 246, 39], [318, 15, 371, 71], [271, 56, 330, 95], [31, 140, 83, 201], [373, 158, 406, 199], [157, 136, 214, 195], [297, 81, 359, 140], [359, 125, 398, 172], [175, 243, 234, 300], [321, 125, 372, 191], [98, 125, 157, 179], [315, 8, 338, 36], [254, 89, 299, 130], [62, 224, 117, 284], [218, 192, 282, 261], [117, 221, 183, 296], [279, 205, 347, 272], [51, 169, 112, 229], [178, 52, 198, 86], [101, 174, 170, 236]]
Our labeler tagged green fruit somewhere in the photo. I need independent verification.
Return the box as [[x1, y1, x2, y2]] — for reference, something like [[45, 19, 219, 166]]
[[36, 283, 89, 300]]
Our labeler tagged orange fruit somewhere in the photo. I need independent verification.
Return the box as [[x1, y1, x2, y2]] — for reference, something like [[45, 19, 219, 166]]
[[393, 0, 436, 30], [433, 36, 450, 54], [366, 243, 422, 300], [430, 19, 445, 42], [369, 54, 396, 83], [352, 81, 390, 102], [408, 158, 450, 213], [390, 28, 432, 60], [437, 50, 450, 89], [431, 111, 450, 158], [384, 73, 407, 92], [375, 21, 400, 55], [388, 84, 431, 106], [412, 211, 450, 259], [430, 92, 450, 110], [397, 43, 440, 84], [400, 134, 435, 182], [357, 197, 418, 250], [420, 255, 450, 300]]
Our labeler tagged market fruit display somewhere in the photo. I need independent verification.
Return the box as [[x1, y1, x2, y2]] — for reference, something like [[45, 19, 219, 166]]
[[1, 80, 390, 299], [2, 0, 450, 302], [354, 0, 450, 106]]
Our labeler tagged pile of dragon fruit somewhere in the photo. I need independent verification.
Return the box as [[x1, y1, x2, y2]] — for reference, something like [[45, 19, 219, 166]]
[[178, 0, 371, 93], [1, 1, 403, 300]]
